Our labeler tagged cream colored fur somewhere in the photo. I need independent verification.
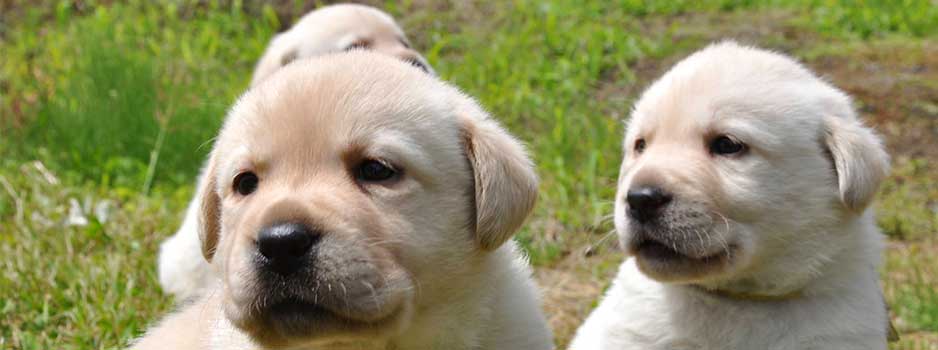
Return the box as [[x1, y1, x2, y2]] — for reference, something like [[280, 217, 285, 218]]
[[571, 41, 891, 350], [135, 52, 550, 350], [250, 3, 433, 85]]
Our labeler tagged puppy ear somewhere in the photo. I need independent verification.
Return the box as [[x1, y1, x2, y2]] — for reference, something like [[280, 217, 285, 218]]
[[196, 153, 222, 261], [460, 109, 538, 251], [823, 113, 890, 212]]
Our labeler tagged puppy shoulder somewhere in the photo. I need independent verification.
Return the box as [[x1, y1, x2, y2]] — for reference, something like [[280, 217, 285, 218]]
[[570, 259, 674, 349], [130, 298, 214, 350], [484, 242, 553, 350]]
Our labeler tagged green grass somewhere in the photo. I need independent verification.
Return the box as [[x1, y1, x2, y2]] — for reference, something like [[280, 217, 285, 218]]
[[1, 0, 936, 349], [883, 238, 938, 349], [878, 158, 938, 241], [0, 159, 182, 348], [1, 1, 278, 189]]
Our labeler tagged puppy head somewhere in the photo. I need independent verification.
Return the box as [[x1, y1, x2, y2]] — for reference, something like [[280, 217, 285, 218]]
[[196, 51, 535, 347], [251, 4, 434, 86], [616, 41, 889, 293]]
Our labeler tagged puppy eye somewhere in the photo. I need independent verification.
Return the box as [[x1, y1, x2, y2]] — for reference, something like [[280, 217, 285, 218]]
[[356, 159, 399, 183], [279, 49, 298, 66], [345, 40, 370, 51], [398, 38, 412, 49], [634, 138, 647, 154], [233, 172, 259, 196], [405, 58, 430, 73], [710, 135, 747, 156]]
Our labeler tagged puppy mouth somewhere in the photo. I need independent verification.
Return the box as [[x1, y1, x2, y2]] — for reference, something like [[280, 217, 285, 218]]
[[633, 238, 728, 263], [627, 231, 736, 282], [241, 275, 410, 325], [227, 258, 413, 345], [234, 293, 408, 347], [266, 298, 334, 320], [264, 296, 403, 326]]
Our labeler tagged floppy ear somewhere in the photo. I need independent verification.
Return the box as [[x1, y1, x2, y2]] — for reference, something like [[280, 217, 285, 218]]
[[823, 113, 890, 212], [460, 110, 539, 251], [195, 153, 222, 261]]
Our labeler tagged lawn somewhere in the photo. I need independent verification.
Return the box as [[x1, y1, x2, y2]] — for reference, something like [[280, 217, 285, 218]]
[[1, 1, 936, 349]]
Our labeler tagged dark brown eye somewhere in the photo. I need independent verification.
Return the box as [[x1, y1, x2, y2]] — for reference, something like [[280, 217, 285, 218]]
[[405, 57, 429, 73], [634, 138, 646, 154], [398, 38, 412, 49], [710, 135, 746, 155], [356, 159, 398, 183], [279, 49, 298, 66], [233, 172, 259, 196], [345, 40, 370, 51]]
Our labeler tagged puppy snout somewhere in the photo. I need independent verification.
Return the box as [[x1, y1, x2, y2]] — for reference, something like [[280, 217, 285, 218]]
[[257, 222, 319, 276], [626, 186, 673, 223]]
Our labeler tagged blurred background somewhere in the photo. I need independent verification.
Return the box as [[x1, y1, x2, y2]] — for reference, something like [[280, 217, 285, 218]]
[[0, 0, 935, 348]]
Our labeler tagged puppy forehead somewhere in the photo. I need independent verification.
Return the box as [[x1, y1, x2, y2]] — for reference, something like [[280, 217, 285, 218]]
[[308, 4, 399, 27], [298, 5, 404, 39], [628, 42, 831, 140], [220, 52, 459, 160]]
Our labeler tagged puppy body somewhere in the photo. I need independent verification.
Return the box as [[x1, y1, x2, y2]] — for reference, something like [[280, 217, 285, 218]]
[[138, 52, 551, 350], [571, 42, 890, 349], [157, 173, 220, 298], [573, 223, 886, 349], [158, 3, 433, 301]]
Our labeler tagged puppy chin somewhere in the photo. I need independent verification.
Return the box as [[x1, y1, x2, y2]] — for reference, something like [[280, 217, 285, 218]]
[[224, 289, 414, 348]]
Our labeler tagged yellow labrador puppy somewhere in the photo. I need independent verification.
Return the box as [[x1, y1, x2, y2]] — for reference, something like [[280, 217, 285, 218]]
[[135, 52, 552, 350], [251, 3, 434, 85], [571, 41, 891, 349], [158, 3, 434, 300]]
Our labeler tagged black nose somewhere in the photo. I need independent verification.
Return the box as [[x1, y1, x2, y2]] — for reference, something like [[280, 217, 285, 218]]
[[626, 186, 673, 223], [257, 222, 318, 276]]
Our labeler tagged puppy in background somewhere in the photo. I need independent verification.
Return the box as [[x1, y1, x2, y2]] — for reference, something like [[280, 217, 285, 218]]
[[251, 3, 434, 85], [134, 52, 552, 350], [158, 3, 434, 300], [571, 41, 891, 349]]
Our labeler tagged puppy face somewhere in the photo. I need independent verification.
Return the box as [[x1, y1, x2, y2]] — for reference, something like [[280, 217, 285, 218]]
[[251, 4, 434, 86], [615, 42, 889, 291], [198, 52, 536, 347]]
